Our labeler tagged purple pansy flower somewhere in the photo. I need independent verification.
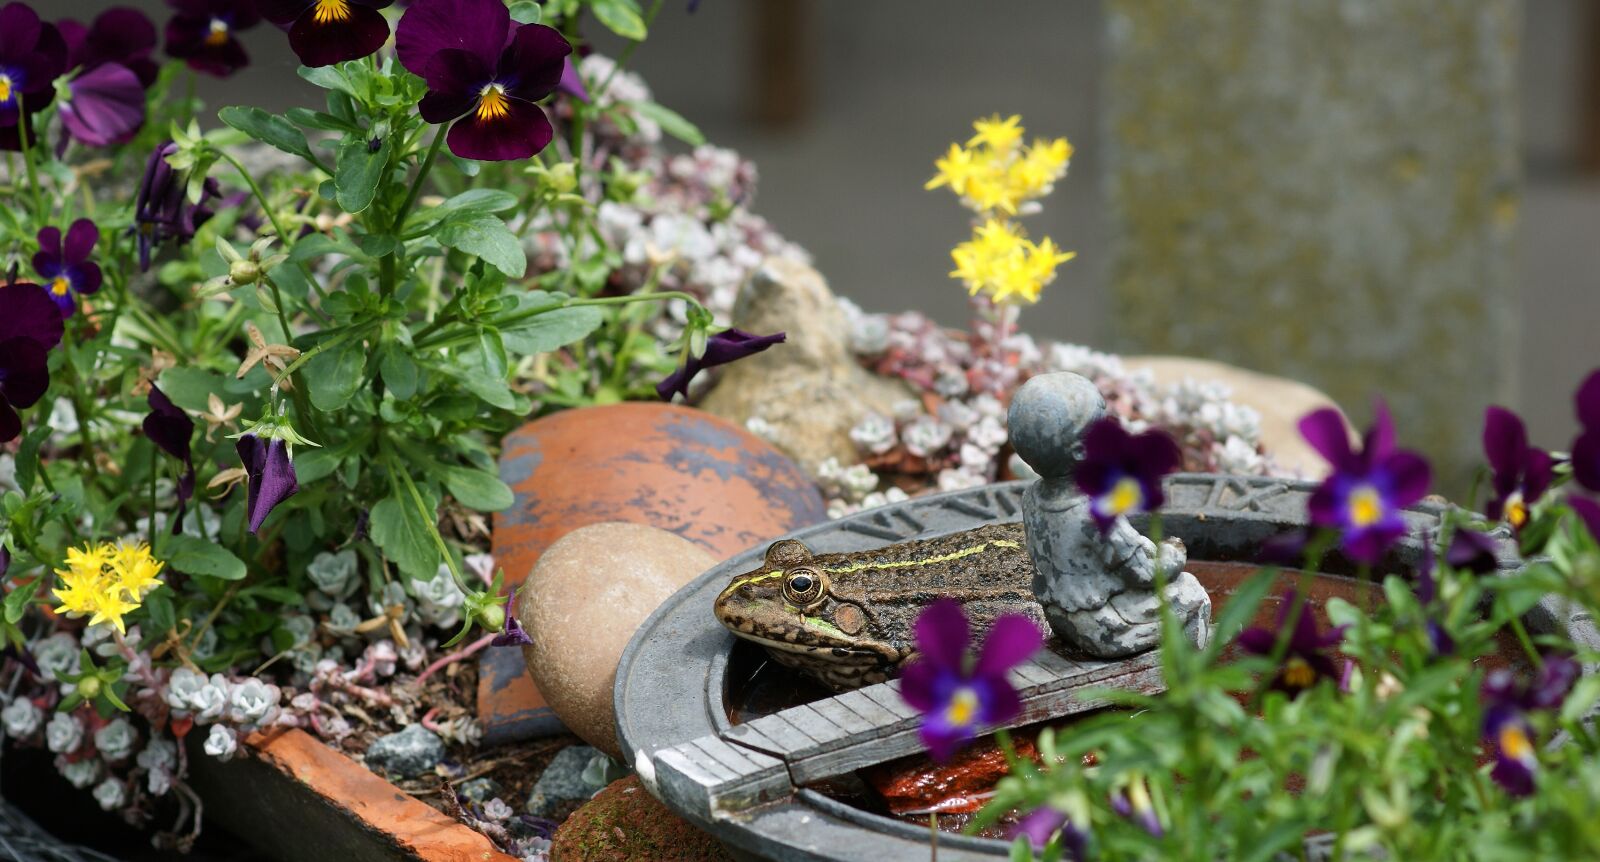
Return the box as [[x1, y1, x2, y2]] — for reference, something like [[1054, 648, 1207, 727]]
[[165, 0, 261, 77], [899, 598, 1041, 762], [1299, 403, 1431, 565], [1110, 777, 1163, 838], [1008, 806, 1086, 859], [259, 0, 393, 67], [490, 593, 532, 647], [0, 3, 68, 129], [1414, 531, 1496, 658], [59, 63, 146, 147], [395, 0, 572, 161], [557, 56, 587, 101], [1571, 496, 1600, 541], [655, 328, 786, 401], [1074, 418, 1181, 534], [133, 141, 221, 271], [1237, 590, 1347, 696], [1482, 406, 1554, 532], [236, 433, 299, 533], [1572, 369, 1600, 494], [0, 283, 65, 442], [31, 219, 102, 316], [59, 7, 159, 87], [1480, 655, 1580, 796], [144, 385, 196, 533]]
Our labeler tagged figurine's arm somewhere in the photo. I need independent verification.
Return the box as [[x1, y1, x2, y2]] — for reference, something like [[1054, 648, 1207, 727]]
[[1099, 519, 1158, 587]]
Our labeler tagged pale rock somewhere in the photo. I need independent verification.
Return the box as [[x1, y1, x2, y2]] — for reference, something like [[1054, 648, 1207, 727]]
[[519, 522, 716, 758], [699, 258, 913, 477]]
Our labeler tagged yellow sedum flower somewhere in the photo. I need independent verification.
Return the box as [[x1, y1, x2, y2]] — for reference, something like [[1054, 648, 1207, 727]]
[[52, 542, 165, 634], [949, 220, 1076, 305], [967, 114, 1025, 153]]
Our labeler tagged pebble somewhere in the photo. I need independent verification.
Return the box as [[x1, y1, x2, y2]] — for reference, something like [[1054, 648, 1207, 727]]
[[363, 724, 444, 779], [455, 776, 504, 805], [526, 744, 606, 818], [518, 523, 717, 757]]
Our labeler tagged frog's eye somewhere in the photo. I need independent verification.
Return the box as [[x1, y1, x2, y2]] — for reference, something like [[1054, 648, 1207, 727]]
[[782, 567, 826, 608]]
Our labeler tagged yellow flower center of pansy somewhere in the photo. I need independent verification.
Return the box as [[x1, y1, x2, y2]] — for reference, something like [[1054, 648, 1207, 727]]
[[476, 84, 511, 122], [1282, 656, 1316, 690], [0, 75, 13, 105], [945, 686, 979, 728], [313, 0, 352, 24], [1102, 476, 1144, 517], [1506, 493, 1528, 529], [50, 276, 71, 296], [205, 18, 230, 46], [1347, 484, 1385, 528], [1499, 723, 1534, 761]]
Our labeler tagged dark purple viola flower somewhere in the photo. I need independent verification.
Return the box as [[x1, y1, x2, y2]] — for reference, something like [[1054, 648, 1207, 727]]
[[1480, 656, 1579, 797], [490, 595, 532, 647], [0, 111, 37, 152], [1572, 370, 1600, 494], [1008, 806, 1085, 859], [899, 598, 1041, 762], [0, 282, 65, 442], [59, 63, 146, 147], [59, 7, 159, 87], [1445, 529, 1500, 575], [1237, 590, 1346, 696], [1571, 496, 1600, 541], [0, 2, 68, 128], [165, 0, 261, 77], [655, 328, 786, 401], [1074, 417, 1181, 534], [132, 141, 220, 271], [32, 219, 102, 317], [1257, 530, 1311, 567], [144, 385, 196, 533], [1299, 403, 1431, 566], [395, 0, 571, 161], [1110, 778, 1163, 838], [259, 0, 393, 67], [236, 433, 299, 533], [556, 55, 587, 101], [1482, 406, 1554, 531]]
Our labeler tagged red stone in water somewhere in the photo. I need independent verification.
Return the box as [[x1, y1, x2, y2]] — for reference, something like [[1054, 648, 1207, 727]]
[[863, 735, 1040, 816]]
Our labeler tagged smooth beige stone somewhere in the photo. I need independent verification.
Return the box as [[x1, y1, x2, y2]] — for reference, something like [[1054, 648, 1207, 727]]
[[1124, 355, 1347, 478], [519, 522, 717, 758]]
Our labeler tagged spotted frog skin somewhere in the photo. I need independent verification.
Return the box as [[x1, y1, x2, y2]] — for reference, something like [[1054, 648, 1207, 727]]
[[713, 523, 1048, 691]]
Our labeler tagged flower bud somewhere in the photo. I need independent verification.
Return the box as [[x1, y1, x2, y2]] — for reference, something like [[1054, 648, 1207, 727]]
[[480, 603, 506, 633], [230, 259, 261, 285], [548, 163, 577, 194]]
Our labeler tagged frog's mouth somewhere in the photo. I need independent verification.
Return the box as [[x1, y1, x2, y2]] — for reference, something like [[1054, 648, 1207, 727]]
[[731, 629, 895, 665]]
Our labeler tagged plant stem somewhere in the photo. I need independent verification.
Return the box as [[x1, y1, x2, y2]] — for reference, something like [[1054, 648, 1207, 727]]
[[217, 151, 292, 247], [393, 127, 448, 237], [148, 447, 160, 549], [14, 97, 45, 219], [593, 0, 666, 103]]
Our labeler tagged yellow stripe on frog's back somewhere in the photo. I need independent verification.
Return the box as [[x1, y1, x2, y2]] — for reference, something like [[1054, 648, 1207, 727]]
[[726, 538, 1021, 591]]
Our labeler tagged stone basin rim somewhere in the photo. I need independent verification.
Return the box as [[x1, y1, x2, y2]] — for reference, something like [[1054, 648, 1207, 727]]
[[614, 474, 1595, 862]]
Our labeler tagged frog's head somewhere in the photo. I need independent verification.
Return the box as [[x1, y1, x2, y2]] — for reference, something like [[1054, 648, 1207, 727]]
[[714, 539, 893, 665]]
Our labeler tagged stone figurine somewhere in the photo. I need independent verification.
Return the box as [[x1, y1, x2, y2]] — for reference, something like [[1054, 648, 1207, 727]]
[[1007, 372, 1211, 657]]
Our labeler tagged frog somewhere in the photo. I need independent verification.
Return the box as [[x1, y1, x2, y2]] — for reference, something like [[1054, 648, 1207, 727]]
[[712, 523, 1049, 691]]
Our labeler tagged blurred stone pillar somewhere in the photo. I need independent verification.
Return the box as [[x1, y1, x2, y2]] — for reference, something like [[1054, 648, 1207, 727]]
[[1106, 1, 1521, 490]]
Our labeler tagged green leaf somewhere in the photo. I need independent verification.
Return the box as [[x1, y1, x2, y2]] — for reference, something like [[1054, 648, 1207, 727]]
[[435, 213, 526, 277], [1561, 674, 1600, 724], [379, 344, 419, 399], [299, 65, 355, 95], [165, 535, 248, 581], [591, 0, 647, 40], [294, 448, 343, 484], [3, 579, 38, 625], [499, 292, 603, 354], [335, 136, 391, 213], [302, 337, 368, 411], [218, 106, 314, 161], [15, 425, 51, 493], [630, 101, 705, 146], [445, 365, 516, 410], [406, 188, 518, 234], [508, 0, 542, 24], [442, 466, 514, 512], [371, 490, 439, 581], [285, 107, 358, 133], [156, 367, 232, 413]]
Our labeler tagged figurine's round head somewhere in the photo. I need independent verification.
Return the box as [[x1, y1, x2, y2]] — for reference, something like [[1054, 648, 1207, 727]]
[[1007, 372, 1106, 479]]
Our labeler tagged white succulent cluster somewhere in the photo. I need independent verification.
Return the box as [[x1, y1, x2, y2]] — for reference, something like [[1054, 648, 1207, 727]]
[[166, 667, 282, 731]]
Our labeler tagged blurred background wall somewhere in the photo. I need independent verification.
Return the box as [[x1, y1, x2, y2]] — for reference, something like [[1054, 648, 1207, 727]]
[[57, 0, 1600, 471]]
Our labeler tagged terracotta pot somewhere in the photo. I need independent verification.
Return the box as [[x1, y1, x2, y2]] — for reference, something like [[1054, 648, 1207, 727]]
[[187, 728, 515, 862]]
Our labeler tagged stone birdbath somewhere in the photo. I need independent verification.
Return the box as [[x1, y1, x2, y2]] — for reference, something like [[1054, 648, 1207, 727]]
[[613, 471, 1594, 861]]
